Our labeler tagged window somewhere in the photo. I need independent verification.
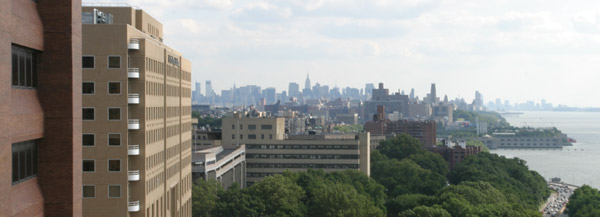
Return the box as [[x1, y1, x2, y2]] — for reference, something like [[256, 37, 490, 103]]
[[248, 134, 257, 139], [108, 134, 120, 146], [232, 134, 235, 139], [108, 82, 120, 94], [248, 125, 256, 130], [269, 134, 273, 139], [232, 125, 235, 129], [83, 108, 94, 120], [261, 125, 273, 130], [108, 108, 121, 120], [83, 185, 95, 198], [240, 124, 243, 130], [108, 56, 120, 68], [261, 134, 264, 139], [108, 185, 121, 198], [12, 140, 38, 184], [240, 134, 243, 139], [82, 82, 94, 94], [83, 134, 95, 146], [108, 159, 120, 172], [82, 56, 94, 68], [11, 45, 38, 89], [83, 160, 95, 172]]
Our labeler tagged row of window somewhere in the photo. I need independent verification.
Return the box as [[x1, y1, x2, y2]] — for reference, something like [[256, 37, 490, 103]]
[[246, 144, 359, 150], [82, 82, 121, 95], [499, 138, 558, 142], [82, 108, 121, 121], [231, 134, 273, 140], [246, 154, 360, 160], [83, 185, 121, 198], [82, 56, 121, 69], [247, 163, 359, 169], [12, 140, 38, 184], [12, 45, 38, 89], [247, 172, 280, 178], [499, 143, 558, 146], [83, 133, 121, 146], [82, 159, 121, 172], [232, 124, 273, 130]]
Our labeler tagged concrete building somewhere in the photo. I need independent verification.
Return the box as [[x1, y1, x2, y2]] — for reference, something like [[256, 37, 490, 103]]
[[428, 144, 482, 169], [82, 6, 192, 217], [288, 82, 299, 98], [365, 106, 437, 147], [0, 0, 82, 216], [192, 145, 246, 189], [222, 112, 370, 186], [364, 83, 409, 121]]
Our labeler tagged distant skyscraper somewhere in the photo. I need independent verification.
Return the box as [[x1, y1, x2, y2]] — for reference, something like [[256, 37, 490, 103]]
[[195, 82, 202, 95], [305, 74, 311, 91], [365, 83, 375, 96], [206, 80, 214, 97], [430, 83, 437, 104], [264, 88, 276, 104], [410, 88, 415, 99], [289, 82, 300, 98], [474, 91, 484, 107]]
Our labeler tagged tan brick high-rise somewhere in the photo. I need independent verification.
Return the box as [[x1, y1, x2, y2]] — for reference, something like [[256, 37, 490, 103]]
[[81, 5, 192, 217]]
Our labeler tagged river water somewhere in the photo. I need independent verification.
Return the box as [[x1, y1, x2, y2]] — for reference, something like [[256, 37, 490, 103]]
[[490, 111, 600, 188]]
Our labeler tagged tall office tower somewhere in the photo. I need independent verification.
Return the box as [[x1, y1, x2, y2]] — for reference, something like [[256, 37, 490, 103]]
[[304, 73, 311, 91], [365, 83, 375, 97], [82, 6, 192, 217], [288, 82, 299, 98], [205, 80, 213, 98], [263, 88, 276, 104], [474, 91, 483, 107], [429, 83, 437, 104], [410, 88, 415, 100], [0, 0, 82, 216], [195, 82, 201, 96]]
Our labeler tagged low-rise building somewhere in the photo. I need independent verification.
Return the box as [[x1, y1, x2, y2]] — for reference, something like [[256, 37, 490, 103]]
[[192, 145, 246, 189], [365, 106, 437, 147], [222, 112, 370, 186]]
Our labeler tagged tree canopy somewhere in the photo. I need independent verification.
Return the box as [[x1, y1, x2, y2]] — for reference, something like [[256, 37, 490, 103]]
[[566, 185, 600, 217]]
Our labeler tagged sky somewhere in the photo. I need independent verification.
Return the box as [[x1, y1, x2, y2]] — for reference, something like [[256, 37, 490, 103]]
[[86, 0, 600, 107]]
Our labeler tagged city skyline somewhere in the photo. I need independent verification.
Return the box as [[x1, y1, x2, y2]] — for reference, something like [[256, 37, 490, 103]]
[[87, 0, 600, 107], [192, 78, 583, 109]]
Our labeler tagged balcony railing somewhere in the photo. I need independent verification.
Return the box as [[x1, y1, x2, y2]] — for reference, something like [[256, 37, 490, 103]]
[[128, 68, 139, 78], [128, 119, 139, 130], [128, 93, 139, 104], [128, 145, 140, 155], [128, 39, 139, 50], [128, 170, 140, 181], [128, 201, 140, 212]]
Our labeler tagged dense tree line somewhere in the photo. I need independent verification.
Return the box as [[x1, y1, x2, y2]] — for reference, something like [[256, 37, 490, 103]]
[[566, 185, 600, 217], [192, 134, 550, 217], [192, 111, 222, 129]]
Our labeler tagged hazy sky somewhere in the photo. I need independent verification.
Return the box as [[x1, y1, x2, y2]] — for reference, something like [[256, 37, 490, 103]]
[[89, 0, 600, 107]]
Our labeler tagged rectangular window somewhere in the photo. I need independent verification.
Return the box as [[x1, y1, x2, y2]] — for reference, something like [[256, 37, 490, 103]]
[[82, 134, 95, 146], [108, 159, 120, 172], [108, 108, 121, 120], [240, 134, 243, 139], [108, 82, 121, 94], [261, 125, 273, 130], [11, 45, 38, 89], [108, 134, 120, 146], [82, 56, 94, 68], [261, 134, 264, 139], [248, 125, 256, 130], [248, 134, 257, 139], [240, 124, 243, 130], [83, 185, 95, 198], [232, 134, 235, 139], [108, 185, 121, 198], [82, 82, 94, 94], [11, 140, 38, 184], [83, 108, 94, 120], [83, 160, 95, 172], [232, 125, 235, 129], [108, 56, 120, 68]]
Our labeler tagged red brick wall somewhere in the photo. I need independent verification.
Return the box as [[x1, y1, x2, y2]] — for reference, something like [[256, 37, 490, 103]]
[[0, 0, 82, 216]]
